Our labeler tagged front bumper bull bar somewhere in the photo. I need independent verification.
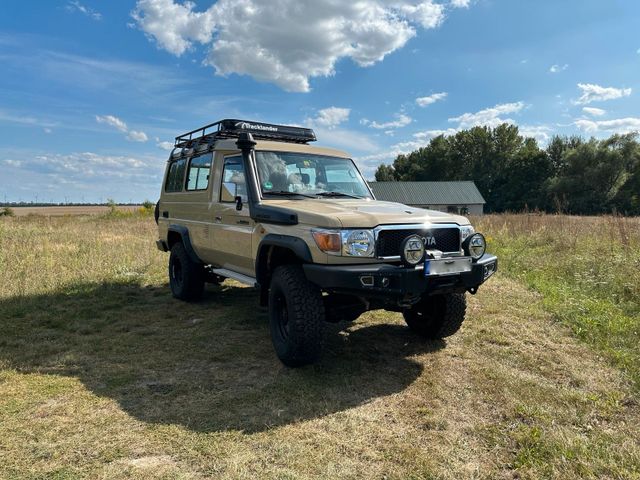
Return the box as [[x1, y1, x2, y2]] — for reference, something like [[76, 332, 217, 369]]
[[302, 254, 497, 298]]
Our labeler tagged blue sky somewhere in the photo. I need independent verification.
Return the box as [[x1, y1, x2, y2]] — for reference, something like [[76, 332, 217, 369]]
[[0, 0, 638, 203]]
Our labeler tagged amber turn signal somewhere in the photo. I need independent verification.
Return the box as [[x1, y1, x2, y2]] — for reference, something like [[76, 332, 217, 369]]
[[312, 230, 341, 253]]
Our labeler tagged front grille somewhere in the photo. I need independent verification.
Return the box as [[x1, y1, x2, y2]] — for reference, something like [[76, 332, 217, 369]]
[[376, 227, 460, 257]]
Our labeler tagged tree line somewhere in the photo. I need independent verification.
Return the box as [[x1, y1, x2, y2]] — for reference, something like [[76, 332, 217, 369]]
[[374, 124, 640, 215]]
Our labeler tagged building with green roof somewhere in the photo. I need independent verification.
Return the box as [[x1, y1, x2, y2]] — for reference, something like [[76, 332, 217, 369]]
[[369, 181, 486, 215]]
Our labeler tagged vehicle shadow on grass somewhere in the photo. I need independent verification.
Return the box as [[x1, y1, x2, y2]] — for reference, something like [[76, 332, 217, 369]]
[[0, 281, 444, 433]]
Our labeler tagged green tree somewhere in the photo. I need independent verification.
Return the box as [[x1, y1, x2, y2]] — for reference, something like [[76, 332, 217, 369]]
[[377, 124, 640, 214], [374, 164, 397, 181], [546, 134, 638, 214]]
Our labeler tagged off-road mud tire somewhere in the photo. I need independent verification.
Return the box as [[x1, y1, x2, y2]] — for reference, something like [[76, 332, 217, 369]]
[[403, 293, 467, 339], [269, 265, 325, 367], [169, 242, 205, 301]]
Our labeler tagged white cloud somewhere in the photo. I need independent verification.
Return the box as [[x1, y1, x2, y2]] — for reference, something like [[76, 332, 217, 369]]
[[96, 114, 148, 143], [131, 0, 215, 56], [582, 107, 606, 117], [95, 114, 128, 132], [363, 113, 413, 129], [126, 130, 149, 142], [3, 159, 22, 167], [309, 107, 351, 129], [313, 127, 380, 153], [0, 109, 57, 129], [397, 2, 445, 28], [574, 117, 640, 134], [12, 152, 154, 177], [574, 83, 632, 105], [416, 92, 448, 107], [44, 128, 53, 134], [450, 0, 471, 7], [549, 64, 568, 73], [132, 0, 455, 92], [519, 125, 553, 143], [449, 101, 526, 129], [414, 129, 459, 140], [157, 141, 174, 151], [416, 122, 551, 144], [66, 1, 102, 20], [0, 148, 164, 202]]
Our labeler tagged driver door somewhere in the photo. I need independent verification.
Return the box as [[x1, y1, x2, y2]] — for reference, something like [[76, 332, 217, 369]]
[[210, 155, 255, 276]]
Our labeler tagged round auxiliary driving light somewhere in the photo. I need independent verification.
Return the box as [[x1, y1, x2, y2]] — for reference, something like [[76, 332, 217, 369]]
[[463, 233, 486, 260], [400, 234, 426, 266]]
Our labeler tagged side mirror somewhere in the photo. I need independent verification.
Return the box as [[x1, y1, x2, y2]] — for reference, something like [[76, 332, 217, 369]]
[[221, 182, 237, 202]]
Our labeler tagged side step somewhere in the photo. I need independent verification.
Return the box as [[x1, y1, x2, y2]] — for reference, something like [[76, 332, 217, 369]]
[[211, 268, 257, 287]]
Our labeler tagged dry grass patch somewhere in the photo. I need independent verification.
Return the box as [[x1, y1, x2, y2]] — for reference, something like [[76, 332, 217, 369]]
[[476, 213, 640, 390], [0, 215, 639, 478]]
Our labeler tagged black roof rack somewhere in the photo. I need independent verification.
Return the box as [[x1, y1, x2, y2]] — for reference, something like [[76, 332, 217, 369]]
[[174, 119, 316, 148]]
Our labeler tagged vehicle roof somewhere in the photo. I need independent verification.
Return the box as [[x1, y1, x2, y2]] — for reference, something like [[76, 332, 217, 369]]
[[213, 138, 350, 158]]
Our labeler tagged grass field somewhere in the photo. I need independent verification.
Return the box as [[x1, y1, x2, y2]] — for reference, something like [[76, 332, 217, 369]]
[[7, 205, 141, 217], [0, 214, 639, 479]]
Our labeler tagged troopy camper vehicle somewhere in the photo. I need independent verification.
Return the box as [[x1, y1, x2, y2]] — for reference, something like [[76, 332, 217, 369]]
[[156, 119, 497, 366]]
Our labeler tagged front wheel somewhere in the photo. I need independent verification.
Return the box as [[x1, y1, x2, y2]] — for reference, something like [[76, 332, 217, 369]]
[[403, 293, 467, 339], [269, 265, 325, 367]]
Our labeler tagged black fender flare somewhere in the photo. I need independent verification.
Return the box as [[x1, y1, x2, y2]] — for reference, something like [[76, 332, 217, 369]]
[[168, 224, 202, 264], [255, 234, 313, 285]]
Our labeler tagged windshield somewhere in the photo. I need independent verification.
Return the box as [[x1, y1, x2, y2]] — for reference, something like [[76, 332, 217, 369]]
[[255, 151, 372, 199]]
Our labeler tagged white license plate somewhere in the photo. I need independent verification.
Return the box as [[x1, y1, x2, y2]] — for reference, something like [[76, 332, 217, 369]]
[[424, 257, 472, 276]]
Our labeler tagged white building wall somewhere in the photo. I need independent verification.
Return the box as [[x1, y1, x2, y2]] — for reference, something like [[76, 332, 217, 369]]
[[410, 204, 484, 215]]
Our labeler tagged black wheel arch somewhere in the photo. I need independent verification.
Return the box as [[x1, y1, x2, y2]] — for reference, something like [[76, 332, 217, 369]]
[[256, 234, 313, 305], [167, 224, 202, 265]]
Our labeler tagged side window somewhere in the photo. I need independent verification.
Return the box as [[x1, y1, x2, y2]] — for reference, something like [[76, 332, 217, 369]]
[[165, 158, 187, 193], [221, 156, 247, 202], [186, 153, 212, 191]]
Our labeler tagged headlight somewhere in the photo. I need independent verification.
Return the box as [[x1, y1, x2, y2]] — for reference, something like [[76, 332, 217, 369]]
[[312, 229, 375, 257], [400, 234, 425, 266], [460, 225, 475, 241], [342, 230, 375, 257], [463, 233, 486, 260]]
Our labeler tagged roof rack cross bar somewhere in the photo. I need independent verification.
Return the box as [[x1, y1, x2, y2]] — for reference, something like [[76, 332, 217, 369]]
[[174, 119, 316, 149]]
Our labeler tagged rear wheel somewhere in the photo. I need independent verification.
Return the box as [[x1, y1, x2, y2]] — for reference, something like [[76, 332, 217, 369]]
[[269, 265, 325, 367], [169, 242, 205, 301], [403, 293, 466, 339]]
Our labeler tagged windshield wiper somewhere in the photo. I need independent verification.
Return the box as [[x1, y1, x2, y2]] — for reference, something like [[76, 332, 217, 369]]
[[263, 190, 317, 199], [316, 191, 362, 199]]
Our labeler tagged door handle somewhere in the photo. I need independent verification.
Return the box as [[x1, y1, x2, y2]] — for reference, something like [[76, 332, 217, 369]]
[[215, 216, 222, 223], [162, 211, 169, 218]]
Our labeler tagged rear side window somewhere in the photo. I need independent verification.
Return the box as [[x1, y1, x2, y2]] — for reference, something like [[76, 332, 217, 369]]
[[165, 158, 187, 192], [186, 153, 212, 191]]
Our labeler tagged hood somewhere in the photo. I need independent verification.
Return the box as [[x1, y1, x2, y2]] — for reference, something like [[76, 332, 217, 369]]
[[263, 198, 470, 228]]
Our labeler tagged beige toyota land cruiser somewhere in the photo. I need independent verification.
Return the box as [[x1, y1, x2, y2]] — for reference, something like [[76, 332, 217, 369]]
[[156, 119, 497, 366]]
